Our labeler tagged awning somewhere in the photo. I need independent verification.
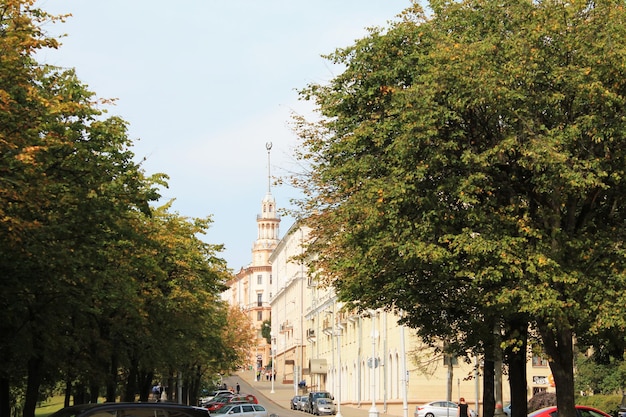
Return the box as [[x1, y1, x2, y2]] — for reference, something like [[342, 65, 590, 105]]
[[309, 359, 328, 374]]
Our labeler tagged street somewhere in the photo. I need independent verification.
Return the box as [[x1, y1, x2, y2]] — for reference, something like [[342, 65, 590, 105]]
[[223, 374, 301, 417]]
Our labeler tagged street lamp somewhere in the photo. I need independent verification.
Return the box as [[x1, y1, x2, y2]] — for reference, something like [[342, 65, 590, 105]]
[[369, 310, 379, 417], [271, 332, 275, 394], [336, 324, 344, 417]]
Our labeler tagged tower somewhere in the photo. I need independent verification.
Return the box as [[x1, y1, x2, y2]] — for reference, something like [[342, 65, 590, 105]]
[[252, 142, 280, 266], [225, 142, 281, 375]]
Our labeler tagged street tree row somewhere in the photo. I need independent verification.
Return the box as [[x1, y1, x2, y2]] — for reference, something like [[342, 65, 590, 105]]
[[0, 2, 252, 416], [291, 2, 626, 417]]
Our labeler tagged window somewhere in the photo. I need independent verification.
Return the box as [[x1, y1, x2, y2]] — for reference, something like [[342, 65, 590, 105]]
[[257, 293, 262, 306], [443, 355, 458, 366], [257, 274, 262, 285], [257, 311, 262, 321], [532, 355, 549, 367], [269, 274, 272, 284]]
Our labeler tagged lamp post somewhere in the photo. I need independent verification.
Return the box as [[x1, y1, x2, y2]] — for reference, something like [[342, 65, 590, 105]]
[[369, 310, 379, 417], [271, 332, 275, 394], [336, 324, 344, 417], [400, 313, 408, 417]]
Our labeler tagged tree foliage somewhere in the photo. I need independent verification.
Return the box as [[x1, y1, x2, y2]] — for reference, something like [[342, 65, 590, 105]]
[[0, 1, 239, 416], [292, 1, 626, 416]]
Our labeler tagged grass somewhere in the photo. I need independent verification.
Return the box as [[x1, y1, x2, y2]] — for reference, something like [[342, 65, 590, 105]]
[[35, 396, 65, 417]]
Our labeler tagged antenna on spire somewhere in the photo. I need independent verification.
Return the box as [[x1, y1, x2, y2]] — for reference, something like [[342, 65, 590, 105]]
[[265, 142, 273, 193]]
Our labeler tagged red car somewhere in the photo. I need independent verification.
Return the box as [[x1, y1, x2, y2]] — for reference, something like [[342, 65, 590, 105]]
[[206, 395, 234, 412], [528, 405, 611, 417], [228, 394, 258, 404]]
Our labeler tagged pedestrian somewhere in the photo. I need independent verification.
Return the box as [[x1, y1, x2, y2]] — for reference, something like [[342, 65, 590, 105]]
[[458, 398, 469, 417], [236, 383, 240, 394]]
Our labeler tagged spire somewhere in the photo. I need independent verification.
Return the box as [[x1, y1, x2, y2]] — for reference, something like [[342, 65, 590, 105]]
[[253, 142, 280, 266], [266, 142, 272, 194]]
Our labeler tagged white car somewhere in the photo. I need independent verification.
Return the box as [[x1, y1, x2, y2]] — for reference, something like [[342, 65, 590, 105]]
[[211, 404, 268, 417], [414, 401, 476, 417], [199, 390, 233, 407]]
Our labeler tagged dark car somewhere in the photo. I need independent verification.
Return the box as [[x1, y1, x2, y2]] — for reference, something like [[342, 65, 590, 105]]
[[306, 392, 333, 414], [50, 402, 210, 417]]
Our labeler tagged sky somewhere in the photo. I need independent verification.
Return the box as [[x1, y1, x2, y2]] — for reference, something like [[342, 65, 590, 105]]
[[37, 0, 414, 271]]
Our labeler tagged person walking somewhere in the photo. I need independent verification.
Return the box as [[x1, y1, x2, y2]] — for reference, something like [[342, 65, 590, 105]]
[[236, 383, 240, 394], [458, 398, 470, 417]]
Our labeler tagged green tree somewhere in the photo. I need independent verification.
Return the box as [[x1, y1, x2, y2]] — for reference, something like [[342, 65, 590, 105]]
[[0, 1, 238, 415], [292, 2, 626, 417]]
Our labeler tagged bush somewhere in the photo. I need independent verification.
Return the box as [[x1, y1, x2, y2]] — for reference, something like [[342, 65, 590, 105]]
[[528, 392, 557, 412], [576, 394, 622, 416]]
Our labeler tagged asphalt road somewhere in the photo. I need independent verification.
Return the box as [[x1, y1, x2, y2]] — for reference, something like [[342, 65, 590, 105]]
[[222, 374, 300, 417]]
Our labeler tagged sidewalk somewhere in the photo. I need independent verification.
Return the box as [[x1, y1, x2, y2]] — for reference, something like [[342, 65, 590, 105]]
[[223, 369, 411, 417]]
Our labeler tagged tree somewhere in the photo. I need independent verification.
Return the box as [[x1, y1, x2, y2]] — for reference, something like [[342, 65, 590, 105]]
[[0, 1, 238, 414], [292, 2, 626, 417]]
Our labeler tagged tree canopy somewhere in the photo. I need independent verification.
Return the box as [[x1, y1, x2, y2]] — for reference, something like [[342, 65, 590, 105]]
[[0, 2, 243, 416], [292, 1, 626, 416]]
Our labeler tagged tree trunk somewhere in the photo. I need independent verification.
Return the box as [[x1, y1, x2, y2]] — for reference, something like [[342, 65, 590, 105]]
[[23, 356, 43, 417], [483, 359, 495, 417], [106, 353, 118, 402], [89, 381, 100, 404], [124, 357, 139, 402], [137, 370, 154, 403], [505, 318, 528, 417], [64, 380, 72, 407], [540, 322, 576, 417], [0, 376, 11, 417]]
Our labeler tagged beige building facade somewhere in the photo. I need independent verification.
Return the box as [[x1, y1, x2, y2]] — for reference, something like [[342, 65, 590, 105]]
[[222, 188, 280, 376]]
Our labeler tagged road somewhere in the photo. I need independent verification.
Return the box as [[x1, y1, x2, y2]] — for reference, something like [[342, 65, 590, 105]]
[[222, 374, 300, 417]]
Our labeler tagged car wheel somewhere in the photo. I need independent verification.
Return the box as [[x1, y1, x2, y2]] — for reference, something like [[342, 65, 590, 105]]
[[426, 413, 435, 417]]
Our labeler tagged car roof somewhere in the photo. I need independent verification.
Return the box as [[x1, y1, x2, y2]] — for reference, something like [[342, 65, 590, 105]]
[[50, 402, 210, 417]]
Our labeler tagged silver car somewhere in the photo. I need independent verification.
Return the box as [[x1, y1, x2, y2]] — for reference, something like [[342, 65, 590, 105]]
[[313, 398, 337, 415], [297, 396, 309, 411], [212, 404, 268, 417], [414, 401, 476, 417]]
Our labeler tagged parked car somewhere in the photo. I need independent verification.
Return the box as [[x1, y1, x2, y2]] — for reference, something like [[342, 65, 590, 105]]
[[312, 398, 337, 415], [211, 403, 269, 417], [50, 402, 210, 417], [229, 394, 259, 404], [297, 396, 309, 411], [528, 405, 611, 417], [207, 396, 236, 412], [200, 390, 233, 406], [292, 395, 301, 410], [306, 391, 334, 413], [414, 401, 476, 417], [199, 390, 235, 407]]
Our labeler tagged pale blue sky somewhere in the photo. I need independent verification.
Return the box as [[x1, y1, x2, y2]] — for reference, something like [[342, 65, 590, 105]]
[[38, 1, 414, 270]]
